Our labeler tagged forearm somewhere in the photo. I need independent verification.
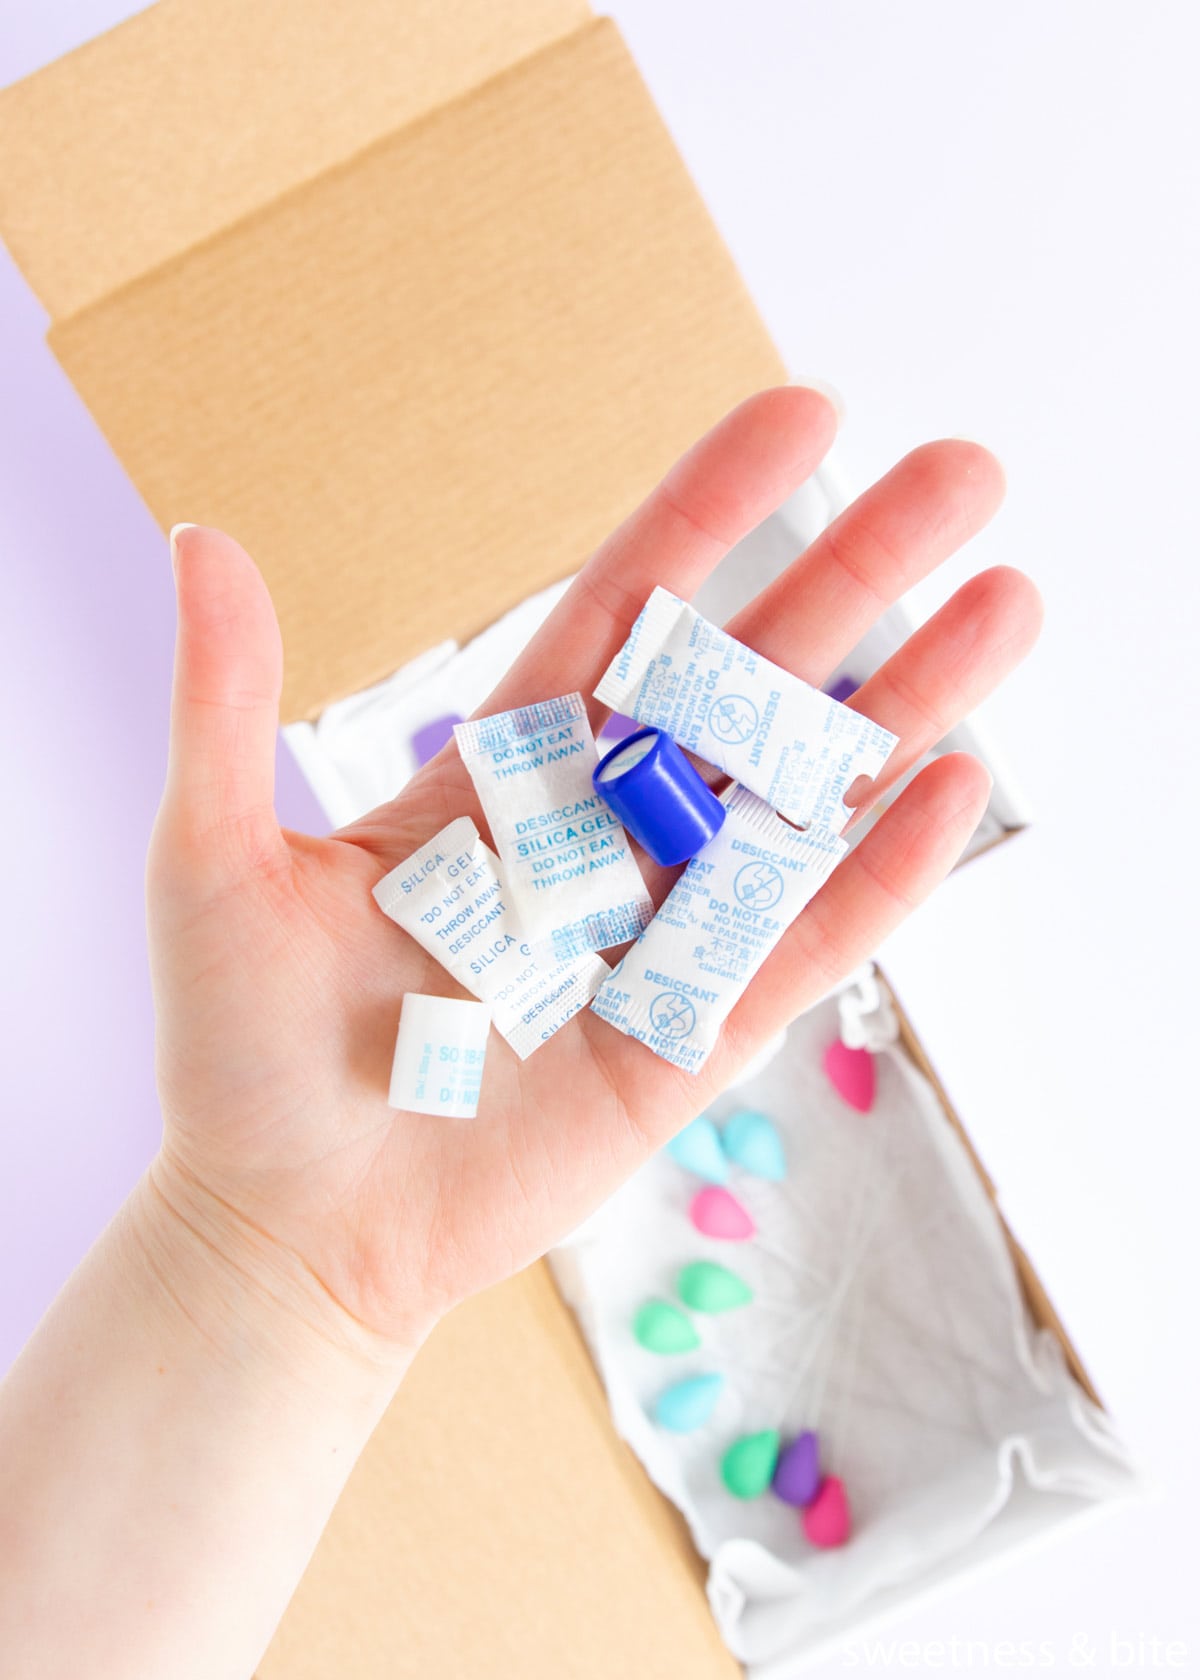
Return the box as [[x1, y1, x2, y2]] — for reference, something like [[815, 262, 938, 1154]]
[[0, 1164, 412, 1680]]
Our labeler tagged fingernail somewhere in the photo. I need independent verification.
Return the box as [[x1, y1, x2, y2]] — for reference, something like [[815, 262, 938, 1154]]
[[169, 522, 198, 574], [845, 773, 874, 810], [945, 437, 1005, 476], [788, 376, 846, 423]]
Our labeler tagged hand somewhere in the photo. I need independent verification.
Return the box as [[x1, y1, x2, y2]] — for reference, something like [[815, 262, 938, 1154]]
[[146, 387, 1040, 1360]]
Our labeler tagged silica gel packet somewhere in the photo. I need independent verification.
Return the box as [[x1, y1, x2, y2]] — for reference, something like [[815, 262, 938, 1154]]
[[373, 817, 608, 1058], [590, 786, 846, 1073], [594, 587, 899, 832], [454, 693, 652, 961]]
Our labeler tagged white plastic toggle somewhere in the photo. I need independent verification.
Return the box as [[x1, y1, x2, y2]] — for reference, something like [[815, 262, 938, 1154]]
[[835, 964, 899, 1052]]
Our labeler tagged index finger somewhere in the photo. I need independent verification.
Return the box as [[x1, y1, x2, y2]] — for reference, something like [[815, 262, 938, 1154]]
[[479, 384, 838, 719]]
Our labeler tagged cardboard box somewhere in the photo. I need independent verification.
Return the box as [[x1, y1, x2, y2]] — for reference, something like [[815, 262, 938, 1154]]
[[0, 4, 1117, 1673], [0, 0, 783, 724], [242, 969, 1110, 1680]]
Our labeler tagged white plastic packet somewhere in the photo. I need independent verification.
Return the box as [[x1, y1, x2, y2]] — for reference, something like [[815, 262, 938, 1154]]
[[595, 588, 898, 832], [373, 817, 608, 1059], [454, 693, 653, 961], [590, 787, 845, 1073]]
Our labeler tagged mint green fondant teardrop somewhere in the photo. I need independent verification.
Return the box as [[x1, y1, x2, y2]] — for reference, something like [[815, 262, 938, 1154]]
[[677, 1260, 753, 1314], [721, 1429, 781, 1499], [633, 1299, 700, 1354]]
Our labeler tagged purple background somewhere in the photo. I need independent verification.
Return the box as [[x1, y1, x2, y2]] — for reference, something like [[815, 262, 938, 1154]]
[[0, 0, 327, 1364], [0, 249, 327, 1370]]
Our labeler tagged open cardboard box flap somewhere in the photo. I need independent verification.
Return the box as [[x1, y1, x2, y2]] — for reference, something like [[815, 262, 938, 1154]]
[[0, 5, 1095, 1675], [0, 0, 784, 722], [0, 0, 592, 318]]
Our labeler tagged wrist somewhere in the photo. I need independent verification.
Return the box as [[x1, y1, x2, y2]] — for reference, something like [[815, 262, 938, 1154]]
[[127, 1156, 417, 1412], [0, 1156, 419, 1680]]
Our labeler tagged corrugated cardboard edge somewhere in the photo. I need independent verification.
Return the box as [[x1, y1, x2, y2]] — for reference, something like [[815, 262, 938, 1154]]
[[885, 968, 1102, 1409]]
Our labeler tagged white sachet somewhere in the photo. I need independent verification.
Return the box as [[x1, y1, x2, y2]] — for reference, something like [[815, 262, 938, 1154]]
[[454, 693, 653, 962], [591, 787, 845, 1073], [373, 817, 608, 1059], [595, 588, 898, 832]]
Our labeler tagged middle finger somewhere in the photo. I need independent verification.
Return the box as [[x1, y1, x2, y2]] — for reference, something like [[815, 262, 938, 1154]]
[[723, 438, 1006, 683]]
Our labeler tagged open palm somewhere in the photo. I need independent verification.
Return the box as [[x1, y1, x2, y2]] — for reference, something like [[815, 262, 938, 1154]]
[[148, 388, 1040, 1354]]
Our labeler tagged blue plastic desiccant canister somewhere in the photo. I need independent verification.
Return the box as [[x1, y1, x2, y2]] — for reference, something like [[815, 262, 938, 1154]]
[[593, 727, 725, 866]]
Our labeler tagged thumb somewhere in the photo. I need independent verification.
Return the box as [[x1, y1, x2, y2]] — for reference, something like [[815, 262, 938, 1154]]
[[158, 523, 285, 884]]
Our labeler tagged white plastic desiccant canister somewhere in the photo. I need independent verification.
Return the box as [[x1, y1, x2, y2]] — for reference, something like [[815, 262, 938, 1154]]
[[388, 994, 490, 1118]]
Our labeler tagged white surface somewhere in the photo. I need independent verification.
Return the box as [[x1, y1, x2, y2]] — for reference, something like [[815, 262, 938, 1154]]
[[313, 5, 1199, 1657], [601, 5, 1198, 1665], [553, 990, 1137, 1674], [4, 0, 1197, 1665]]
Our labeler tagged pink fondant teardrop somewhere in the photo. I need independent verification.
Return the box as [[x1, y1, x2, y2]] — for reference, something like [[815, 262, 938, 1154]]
[[823, 1041, 876, 1113], [689, 1185, 756, 1241], [802, 1475, 852, 1547]]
